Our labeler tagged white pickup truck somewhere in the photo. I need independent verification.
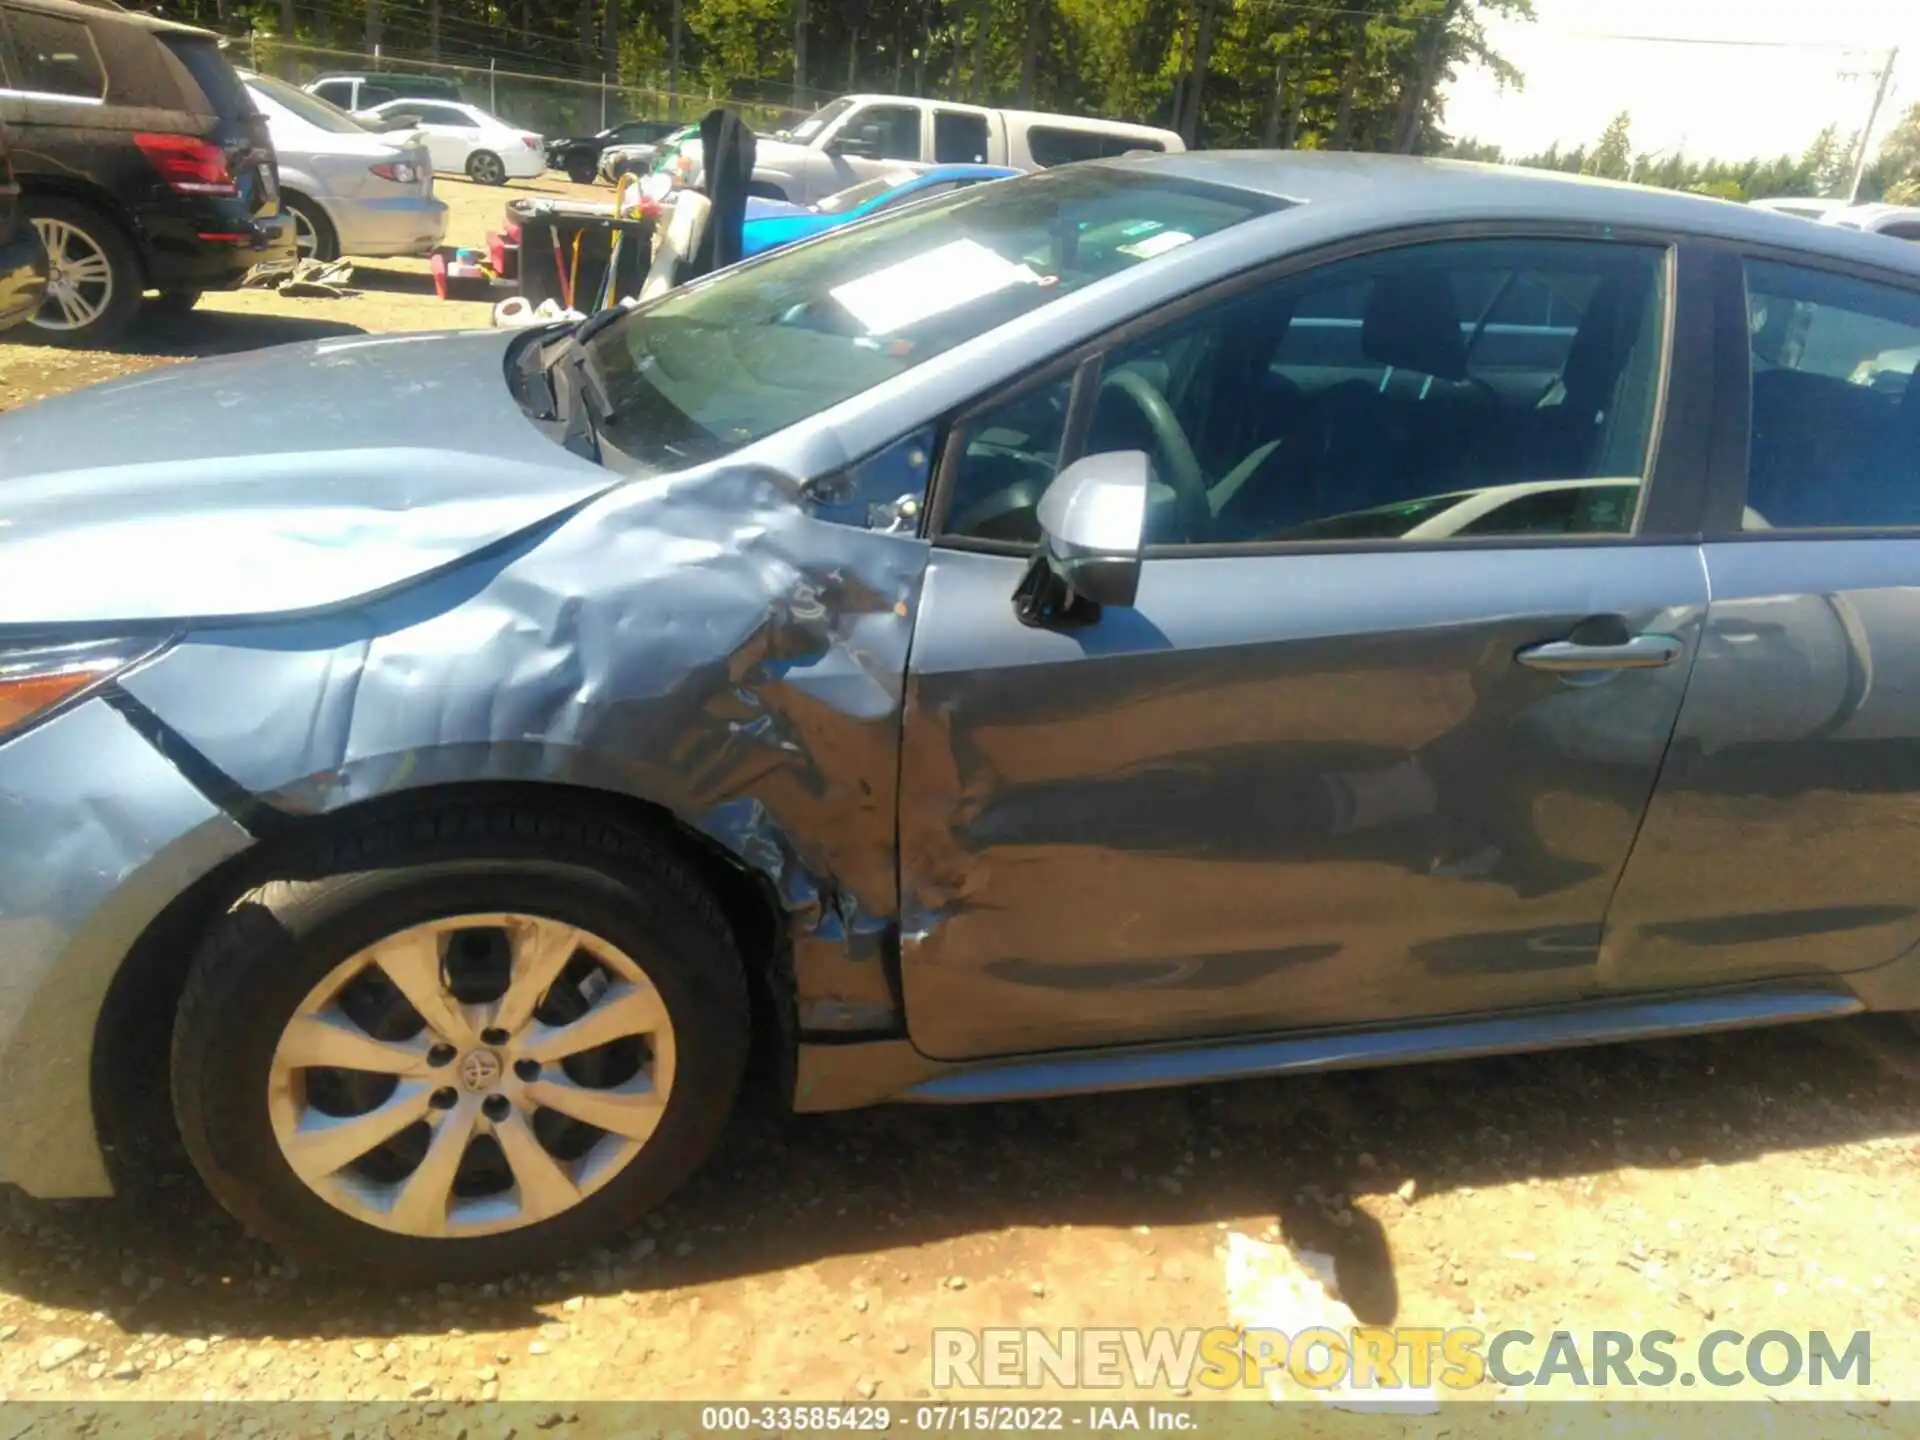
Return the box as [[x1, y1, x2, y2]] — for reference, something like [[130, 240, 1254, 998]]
[[749, 93, 1183, 206]]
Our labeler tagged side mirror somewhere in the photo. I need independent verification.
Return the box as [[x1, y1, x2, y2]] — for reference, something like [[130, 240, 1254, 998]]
[[831, 126, 883, 158], [1014, 450, 1150, 627]]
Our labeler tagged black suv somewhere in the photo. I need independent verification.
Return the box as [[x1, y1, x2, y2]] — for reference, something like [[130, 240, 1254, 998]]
[[0, 0, 293, 345], [0, 121, 44, 333]]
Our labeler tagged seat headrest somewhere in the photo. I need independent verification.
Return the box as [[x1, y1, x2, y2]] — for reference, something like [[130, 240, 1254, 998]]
[[1361, 272, 1468, 382]]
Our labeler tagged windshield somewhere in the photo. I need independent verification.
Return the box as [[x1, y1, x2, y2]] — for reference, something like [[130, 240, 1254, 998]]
[[244, 72, 368, 135], [585, 165, 1279, 471], [787, 97, 855, 142], [815, 174, 909, 215]]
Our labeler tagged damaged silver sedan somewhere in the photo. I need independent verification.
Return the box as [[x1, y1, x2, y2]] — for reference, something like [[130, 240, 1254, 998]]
[[5, 152, 1920, 1279]]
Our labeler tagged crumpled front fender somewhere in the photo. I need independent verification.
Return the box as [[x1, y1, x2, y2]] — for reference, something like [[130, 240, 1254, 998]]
[[120, 462, 929, 1035]]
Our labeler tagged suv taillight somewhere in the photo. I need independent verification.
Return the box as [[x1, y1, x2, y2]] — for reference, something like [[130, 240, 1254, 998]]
[[134, 132, 239, 197]]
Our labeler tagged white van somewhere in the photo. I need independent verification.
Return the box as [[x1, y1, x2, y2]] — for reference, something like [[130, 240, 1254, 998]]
[[750, 93, 1183, 205]]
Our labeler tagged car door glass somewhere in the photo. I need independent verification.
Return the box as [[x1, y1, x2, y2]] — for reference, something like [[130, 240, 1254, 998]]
[[2, 9, 105, 101], [1026, 127, 1104, 167], [934, 111, 990, 164], [941, 371, 1076, 543], [940, 237, 1669, 548], [1743, 259, 1920, 528], [1880, 222, 1920, 243], [848, 105, 919, 161]]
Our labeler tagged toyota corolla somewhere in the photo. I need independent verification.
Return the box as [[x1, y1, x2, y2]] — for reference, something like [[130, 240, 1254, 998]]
[[3, 153, 1920, 1280]]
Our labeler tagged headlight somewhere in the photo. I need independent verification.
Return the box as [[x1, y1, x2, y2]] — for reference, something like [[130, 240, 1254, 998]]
[[0, 638, 164, 739]]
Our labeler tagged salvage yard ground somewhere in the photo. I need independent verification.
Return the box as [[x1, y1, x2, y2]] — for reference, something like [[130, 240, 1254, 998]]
[[3, 173, 1920, 1431]]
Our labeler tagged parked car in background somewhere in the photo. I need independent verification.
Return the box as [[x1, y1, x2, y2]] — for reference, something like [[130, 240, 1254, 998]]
[[0, 122, 45, 333], [354, 97, 543, 185], [1821, 202, 1920, 242], [0, 0, 293, 344], [741, 163, 1017, 255], [240, 71, 446, 262], [305, 71, 465, 113], [547, 119, 677, 184], [750, 92, 1183, 204], [609, 121, 701, 187], [6, 154, 1920, 1281]]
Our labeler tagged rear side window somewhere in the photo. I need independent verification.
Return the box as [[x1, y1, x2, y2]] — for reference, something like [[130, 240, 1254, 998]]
[[934, 110, 989, 164], [1743, 259, 1920, 528], [1, 8, 105, 102], [160, 35, 253, 119], [1026, 126, 1103, 168], [308, 78, 352, 106]]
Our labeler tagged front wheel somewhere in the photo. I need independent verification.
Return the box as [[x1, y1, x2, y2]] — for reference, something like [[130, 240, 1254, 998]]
[[170, 806, 750, 1281], [467, 150, 507, 186], [566, 156, 598, 185]]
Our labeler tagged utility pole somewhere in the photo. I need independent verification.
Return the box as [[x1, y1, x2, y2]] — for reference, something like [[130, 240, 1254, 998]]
[[1844, 46, 1898, 202]]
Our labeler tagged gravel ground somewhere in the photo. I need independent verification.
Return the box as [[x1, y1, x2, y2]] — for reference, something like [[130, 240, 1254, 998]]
[[3, 168, 1920, 1429]]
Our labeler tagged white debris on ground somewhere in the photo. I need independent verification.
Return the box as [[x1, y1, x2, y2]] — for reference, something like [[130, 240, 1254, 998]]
[[1225, 1231, 1439, 1414]]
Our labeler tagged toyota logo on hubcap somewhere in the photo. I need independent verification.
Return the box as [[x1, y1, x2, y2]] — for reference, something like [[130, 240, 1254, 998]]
[[458, 1049, 504, 1093]]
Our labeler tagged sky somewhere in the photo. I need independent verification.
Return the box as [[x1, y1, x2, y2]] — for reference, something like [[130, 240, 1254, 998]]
[[1440, 0, 1919, 164]]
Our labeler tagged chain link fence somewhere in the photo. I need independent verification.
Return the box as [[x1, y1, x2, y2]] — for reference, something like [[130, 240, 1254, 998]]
[[236, 36, 831, 140]]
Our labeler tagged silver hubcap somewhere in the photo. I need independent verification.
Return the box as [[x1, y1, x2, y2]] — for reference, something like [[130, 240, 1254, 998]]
[[290, 204, 317, 259], [267, 914, 675, 1240], [32, 218, 113, 331], [474, 154, 502, 183]]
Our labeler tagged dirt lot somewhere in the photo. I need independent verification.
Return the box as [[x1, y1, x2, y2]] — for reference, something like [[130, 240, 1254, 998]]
[[3, 170, 1920, 1429]]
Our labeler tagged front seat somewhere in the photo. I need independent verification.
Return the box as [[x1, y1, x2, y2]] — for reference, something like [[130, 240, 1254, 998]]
[[1307, 271, 1485, 519]]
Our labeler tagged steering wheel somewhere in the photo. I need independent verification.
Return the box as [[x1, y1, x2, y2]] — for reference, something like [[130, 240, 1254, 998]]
[[1098, 369, 1211, 540]]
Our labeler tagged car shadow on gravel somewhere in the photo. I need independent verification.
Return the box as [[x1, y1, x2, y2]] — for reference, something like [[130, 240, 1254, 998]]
[[126, 307, 368, 357], [1, 1016, 1916, 1344]]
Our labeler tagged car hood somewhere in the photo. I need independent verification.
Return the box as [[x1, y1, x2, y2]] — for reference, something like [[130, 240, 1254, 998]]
[[0, 329, 619, 629]]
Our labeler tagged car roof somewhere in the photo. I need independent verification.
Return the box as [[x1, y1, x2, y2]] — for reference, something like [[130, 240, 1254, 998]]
[[1107, 150, 1920, 278], [12, 0, 214, 37]]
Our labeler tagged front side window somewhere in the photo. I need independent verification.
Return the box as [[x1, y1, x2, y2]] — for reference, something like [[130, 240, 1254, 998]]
[[308, 79, 351, 106], [1744, 259, 1920, 528], [847, 104, 920, 162], [1, 9, 104, 101], [1882, 222, 1920, 243], [935, 110, 990, 164], [585, 166, 1278, 472], [941, 237, 1669, 547]]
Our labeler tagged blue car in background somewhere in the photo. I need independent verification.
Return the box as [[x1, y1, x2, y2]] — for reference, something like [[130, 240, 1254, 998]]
[[741, 163, 1018, 256]]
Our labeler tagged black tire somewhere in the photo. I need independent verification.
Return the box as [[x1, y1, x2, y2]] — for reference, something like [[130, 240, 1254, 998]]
[[467, 150, 507, 186], [566, 156, 598, 185], [23, 196, 140, 348], [143, 289, 203, 316], [282, 191, 340, 262], [171, 802, 751, 1283]]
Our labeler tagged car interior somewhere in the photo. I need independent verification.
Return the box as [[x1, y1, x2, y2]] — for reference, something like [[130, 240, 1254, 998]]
[[1744, 263, 1920, 530], [943, 240, 1669, 547]]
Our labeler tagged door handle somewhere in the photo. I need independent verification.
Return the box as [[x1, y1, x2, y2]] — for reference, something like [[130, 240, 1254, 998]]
[[1515, 633, 1683, 673]]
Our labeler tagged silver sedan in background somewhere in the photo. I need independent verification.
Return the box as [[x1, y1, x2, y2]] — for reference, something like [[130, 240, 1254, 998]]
[[241, 71, 448, 262]]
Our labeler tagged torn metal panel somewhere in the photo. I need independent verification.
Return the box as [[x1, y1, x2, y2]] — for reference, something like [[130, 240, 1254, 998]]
[[120, 464, 929, 1034], [0, 699, 252, 1197]]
